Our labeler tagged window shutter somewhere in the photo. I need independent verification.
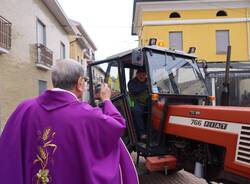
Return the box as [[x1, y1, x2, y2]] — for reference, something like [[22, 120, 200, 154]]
[[216, 30, 229, 53], [169, 32, 183, 51]]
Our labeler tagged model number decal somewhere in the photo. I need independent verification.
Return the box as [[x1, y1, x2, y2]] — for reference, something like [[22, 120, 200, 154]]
[[170, 116, 242, 134], [191, 119, 228, 130], [191, 119, 202, 126]]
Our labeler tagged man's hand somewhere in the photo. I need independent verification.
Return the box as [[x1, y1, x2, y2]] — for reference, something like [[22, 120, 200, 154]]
[[100, 83, 111, 101]]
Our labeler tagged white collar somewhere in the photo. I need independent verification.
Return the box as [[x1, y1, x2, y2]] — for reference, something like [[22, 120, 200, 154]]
[[51, 88, 79, 100]]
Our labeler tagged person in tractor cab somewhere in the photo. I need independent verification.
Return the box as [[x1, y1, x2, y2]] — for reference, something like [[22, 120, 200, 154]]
[[128, 68, 149, 141]]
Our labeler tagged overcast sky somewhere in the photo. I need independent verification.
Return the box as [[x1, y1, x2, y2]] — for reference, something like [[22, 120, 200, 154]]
[[57, 0, 138, 60]]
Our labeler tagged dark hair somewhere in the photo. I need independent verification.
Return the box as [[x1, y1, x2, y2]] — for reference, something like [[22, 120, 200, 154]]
[[137, 68, 146, 73]]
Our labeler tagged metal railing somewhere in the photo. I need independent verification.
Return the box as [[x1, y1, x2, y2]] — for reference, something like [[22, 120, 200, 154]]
[[36, 43, 53, 68], [0, 16, 11, 51]]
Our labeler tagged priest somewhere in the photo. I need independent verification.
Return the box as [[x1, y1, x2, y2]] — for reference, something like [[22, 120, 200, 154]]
[[0, 59, 138, 184]]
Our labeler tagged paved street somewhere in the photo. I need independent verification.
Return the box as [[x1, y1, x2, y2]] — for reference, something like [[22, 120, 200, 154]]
[[132, 152, 219, 184], [139, 170, 209, 184]]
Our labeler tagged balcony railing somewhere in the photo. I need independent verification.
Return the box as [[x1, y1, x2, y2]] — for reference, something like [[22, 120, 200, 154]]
[[0, 16, 11, 53], [36, 43, 53, 70]]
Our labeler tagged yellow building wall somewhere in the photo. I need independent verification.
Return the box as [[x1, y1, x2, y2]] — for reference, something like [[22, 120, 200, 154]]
[[140, 8, 250, 62], [143, 8, 248, 21], [69, 36, 85, 62]]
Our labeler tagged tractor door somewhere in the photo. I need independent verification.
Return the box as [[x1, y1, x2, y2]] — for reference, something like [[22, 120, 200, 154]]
[[88, 59, 136, 152]]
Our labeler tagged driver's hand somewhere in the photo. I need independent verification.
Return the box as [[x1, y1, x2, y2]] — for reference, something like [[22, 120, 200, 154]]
[[100, 83, 111, 101]]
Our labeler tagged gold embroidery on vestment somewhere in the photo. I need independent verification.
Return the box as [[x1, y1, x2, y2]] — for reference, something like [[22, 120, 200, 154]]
[[33, 128, 57, 184]]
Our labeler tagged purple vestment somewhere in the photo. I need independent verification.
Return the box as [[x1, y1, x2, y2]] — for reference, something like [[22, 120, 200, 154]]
[[0, 90, 138, 184]]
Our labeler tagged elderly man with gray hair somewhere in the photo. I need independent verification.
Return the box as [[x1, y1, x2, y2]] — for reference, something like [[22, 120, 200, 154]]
[[0, 59, 138, 184]]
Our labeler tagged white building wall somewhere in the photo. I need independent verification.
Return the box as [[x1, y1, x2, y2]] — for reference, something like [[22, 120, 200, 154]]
[[0, 0, 69, 63], [0, 0, 70, 129]]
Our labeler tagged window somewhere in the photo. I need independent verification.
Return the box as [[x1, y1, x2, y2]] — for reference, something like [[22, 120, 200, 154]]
[[38, 80, 47, 95], [88, 48, 92, 56], [91, 61, 120, 102], [211, 73, 250, 106], [37, 19, 46, 45], [216, 10, 227, 17], [147, 51, 208, 96], [60, 42, 65, 59], [169, 32, 183, 51], [92, 69, 95, 80], [216, 30, 229, 54], [169, 12, 181, 18], [108, 62, 121, 98]]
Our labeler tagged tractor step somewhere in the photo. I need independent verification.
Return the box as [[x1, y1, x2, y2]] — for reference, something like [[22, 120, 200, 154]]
[[145, 155, 177, 173]]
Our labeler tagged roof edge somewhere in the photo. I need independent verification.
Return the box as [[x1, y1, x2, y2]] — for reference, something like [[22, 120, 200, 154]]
[[42, 0, 75, 34], [69, 19, 97, 51]]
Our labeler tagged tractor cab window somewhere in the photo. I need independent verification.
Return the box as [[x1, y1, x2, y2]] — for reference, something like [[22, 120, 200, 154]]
[[91, 63, 107, 106], [91, 60, 121, 106], [106, 61, 121, 98], [147, 51, 208, 96]]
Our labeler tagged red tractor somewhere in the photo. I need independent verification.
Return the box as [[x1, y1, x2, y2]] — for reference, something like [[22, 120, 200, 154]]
[[88, 46, 250, 184]]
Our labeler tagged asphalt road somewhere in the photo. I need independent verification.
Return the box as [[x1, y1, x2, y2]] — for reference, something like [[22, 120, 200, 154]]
[[139, 170, 210, 184], [132, 152, 220, 184]]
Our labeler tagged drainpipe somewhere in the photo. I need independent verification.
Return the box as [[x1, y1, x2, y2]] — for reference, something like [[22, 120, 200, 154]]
[[247, 8, 250, 61]]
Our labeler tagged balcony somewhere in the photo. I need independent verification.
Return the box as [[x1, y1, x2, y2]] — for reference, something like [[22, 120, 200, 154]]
[[0, 16, 11, 54], [36, 43, 53, 70]]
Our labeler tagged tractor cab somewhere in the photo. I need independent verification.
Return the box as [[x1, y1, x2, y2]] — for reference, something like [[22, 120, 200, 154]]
[[88, 46, 209, 157]]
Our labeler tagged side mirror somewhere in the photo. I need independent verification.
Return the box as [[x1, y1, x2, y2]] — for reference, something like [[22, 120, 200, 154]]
[[132, 49, 143, 66]]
